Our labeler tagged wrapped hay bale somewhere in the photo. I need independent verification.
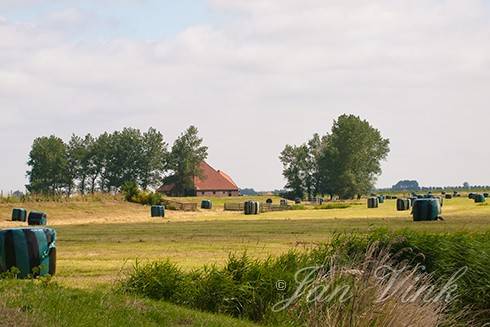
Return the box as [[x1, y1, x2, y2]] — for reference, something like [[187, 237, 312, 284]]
[[469, 193, 476, 200], [294, 198, 302, 204], [367, 197, 379, 209], [396, 199, 410, 211], [474, 194, 486, 203], [151, 205, 165, 217], [445, 194, 453, 199], [12, 208, 27, 222], [27, 212, 47, 226], [412, 199, 441, 221], [484, 193, 489, 198], [244, 201, 260, 215], [266, 198, 273, 204], [280, 199, 288, 206], [0, 227, 56, 278], [378, 195, 385, 204], [201, 200, 212, 209]]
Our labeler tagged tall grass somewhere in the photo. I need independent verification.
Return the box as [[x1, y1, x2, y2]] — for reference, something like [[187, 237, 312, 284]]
[[120, 229, 489, 325]]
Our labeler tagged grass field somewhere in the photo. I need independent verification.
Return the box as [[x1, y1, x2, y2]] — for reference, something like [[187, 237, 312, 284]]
[[1, 195, 489, 288]]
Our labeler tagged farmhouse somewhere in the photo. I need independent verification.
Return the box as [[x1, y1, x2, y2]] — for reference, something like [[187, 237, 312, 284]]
[[157, 161, 240, 197]]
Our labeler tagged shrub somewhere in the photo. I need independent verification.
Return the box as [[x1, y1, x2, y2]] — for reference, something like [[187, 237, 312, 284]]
[[120, 230, 490, 325], [121, 181, 139, 202]]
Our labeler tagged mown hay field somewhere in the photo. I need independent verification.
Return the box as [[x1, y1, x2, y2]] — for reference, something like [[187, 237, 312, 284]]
[[1, 196, 489, 288]]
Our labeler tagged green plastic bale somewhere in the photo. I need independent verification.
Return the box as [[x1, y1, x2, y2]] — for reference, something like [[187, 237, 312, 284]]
[[27, 212, 47, 226], [367, 197, 379, 209], [201, 200, 212, 210], [0, 227, 56, 278], [378, 195, 385, 204], [474, 194, 486, 203], [12, 208, 27, 222], [396, 198, 410, 211], [150, 205, 165, 217], [412, 199, 441, 221]]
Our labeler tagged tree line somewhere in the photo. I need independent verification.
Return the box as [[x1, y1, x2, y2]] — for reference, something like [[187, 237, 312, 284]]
[[26, 126, 208, 196], [280, 114, 390, 200]]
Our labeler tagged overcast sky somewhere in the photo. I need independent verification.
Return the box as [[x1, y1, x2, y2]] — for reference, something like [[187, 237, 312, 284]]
[[1, 0, 490, 192]]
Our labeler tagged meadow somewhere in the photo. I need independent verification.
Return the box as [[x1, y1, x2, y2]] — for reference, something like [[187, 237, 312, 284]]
[[1, 195, 489, 289], [1, 194, 489, 325]]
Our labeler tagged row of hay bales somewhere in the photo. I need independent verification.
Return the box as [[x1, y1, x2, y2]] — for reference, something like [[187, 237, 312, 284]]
[[368, 194, 443, 221], [469, 193, 487, 203], [11, 208, 47, 226], [150, 200, 215, 218]]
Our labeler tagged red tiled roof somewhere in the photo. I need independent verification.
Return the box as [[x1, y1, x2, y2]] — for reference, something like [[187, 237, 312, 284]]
[[194, 162, 238, 191], [157, 161, 239, 193]]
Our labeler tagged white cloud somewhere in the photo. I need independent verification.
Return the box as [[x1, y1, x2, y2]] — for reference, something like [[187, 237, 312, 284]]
[[1, 0, 490, 192]]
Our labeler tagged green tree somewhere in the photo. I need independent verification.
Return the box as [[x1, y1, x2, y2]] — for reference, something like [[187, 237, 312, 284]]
[[66, 134, 89, 196], [104, 128, 143, 190], [27, 136, 70, 195], [168, 126, 208, 196], [319, 114, 390, 199], [279, 144, 310, 199], [87, 132, 110, 194], [280, 114, 390, 200], [139, 128, 168, 190]]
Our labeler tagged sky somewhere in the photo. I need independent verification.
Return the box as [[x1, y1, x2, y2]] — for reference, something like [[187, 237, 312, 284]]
[[1, 0, 490, 193]]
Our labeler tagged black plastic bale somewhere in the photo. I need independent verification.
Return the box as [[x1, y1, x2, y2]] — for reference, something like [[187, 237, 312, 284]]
[[484, 193, 489, 198], [28, 212, 47, 226], [445, 194, 453, 199], [367, 197, 379, 209], [294, 198, 302, 204], [244, 201, 260, 215], [266, 198, 273, 204], [396, 198, 410, 211]]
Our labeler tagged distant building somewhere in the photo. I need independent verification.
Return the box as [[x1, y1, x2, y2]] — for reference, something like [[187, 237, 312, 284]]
[[157, 162, 240, 197], [392, 180, 420, 191]]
